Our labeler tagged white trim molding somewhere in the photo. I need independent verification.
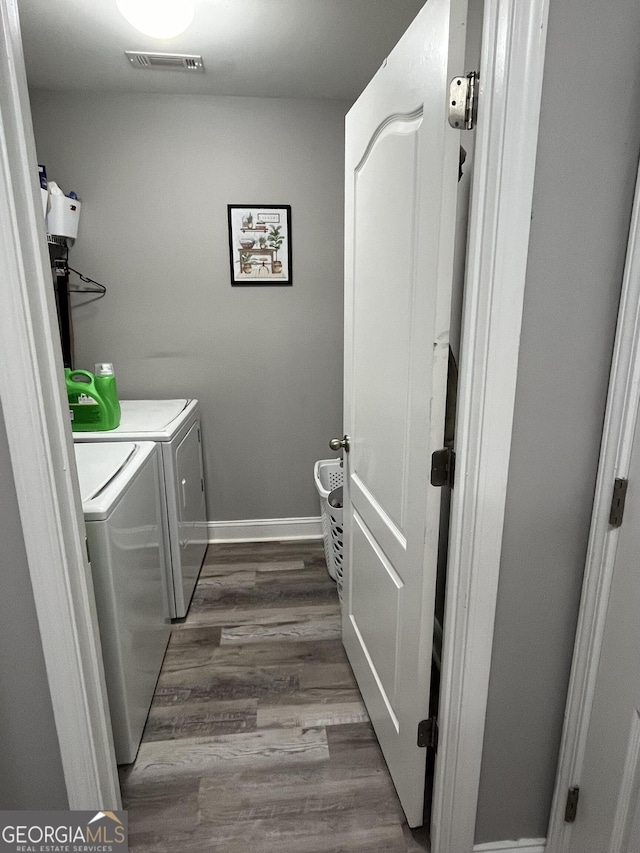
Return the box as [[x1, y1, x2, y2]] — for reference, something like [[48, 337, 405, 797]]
[[473, 840, 546, 853], [545, 129, 640, 853], [432, 1, 550, 851], [0, 0, 119, 808], [208, 516, 323, 543]]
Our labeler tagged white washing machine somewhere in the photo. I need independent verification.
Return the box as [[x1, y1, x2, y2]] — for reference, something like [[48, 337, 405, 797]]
[[74, 399, 208, 618], [74, 441, 171, 764]]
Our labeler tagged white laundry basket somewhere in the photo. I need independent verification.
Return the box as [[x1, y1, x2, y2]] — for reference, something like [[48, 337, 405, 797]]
[[313, 459, 344, 599]]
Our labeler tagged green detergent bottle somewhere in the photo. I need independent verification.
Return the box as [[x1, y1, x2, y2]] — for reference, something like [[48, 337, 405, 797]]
[[65, 363, 121, 431]]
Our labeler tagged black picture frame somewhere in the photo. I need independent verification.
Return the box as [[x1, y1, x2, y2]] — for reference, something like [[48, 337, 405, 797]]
[[227, 205, 293, 286]]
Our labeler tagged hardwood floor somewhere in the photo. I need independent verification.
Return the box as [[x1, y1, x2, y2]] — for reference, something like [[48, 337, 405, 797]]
[[120, 540, 430, 852]]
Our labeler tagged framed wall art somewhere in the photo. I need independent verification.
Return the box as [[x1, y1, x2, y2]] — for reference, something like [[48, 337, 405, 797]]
[[227, 205, 293, 286]]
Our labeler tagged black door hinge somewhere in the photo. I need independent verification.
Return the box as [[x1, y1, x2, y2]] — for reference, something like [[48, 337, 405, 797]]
[[609, 478, 627, 528], [431, 448, 455, 488], [417, 717, 439, 751], [564, 786, 580, 823]]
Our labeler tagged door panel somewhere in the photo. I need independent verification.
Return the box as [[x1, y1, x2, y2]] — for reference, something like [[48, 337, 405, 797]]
[[351, 511, 402, 715], [343, 0, 467, 828], [352, 118, 421, 533], [350, 473, 406, 567]]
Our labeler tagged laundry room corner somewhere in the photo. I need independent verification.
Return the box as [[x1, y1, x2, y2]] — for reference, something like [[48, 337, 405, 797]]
[[28, 90, 348, 535]]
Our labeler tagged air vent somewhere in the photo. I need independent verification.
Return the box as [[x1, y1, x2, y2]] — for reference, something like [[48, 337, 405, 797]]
[[125, 51, 204, 72]]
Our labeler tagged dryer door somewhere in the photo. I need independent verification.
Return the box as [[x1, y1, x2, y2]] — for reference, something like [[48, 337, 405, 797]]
[[173, 420, 207, 613]]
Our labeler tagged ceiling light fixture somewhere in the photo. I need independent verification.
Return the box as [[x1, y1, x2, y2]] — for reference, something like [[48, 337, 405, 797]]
[[115, 0, 195, 39]]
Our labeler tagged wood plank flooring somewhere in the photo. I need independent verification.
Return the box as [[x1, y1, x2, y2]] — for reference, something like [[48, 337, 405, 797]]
[[120, 540, 430, 852]]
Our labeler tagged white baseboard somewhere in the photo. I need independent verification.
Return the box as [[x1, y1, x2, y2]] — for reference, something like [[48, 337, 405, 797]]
[[207, 516, 323, 543], [473, 840, 546, 853]]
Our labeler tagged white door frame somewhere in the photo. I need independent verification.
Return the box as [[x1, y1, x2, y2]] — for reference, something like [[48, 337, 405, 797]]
[[0, 0, 120, 810], [545, 135, 640, 853], [0, 0, 548, 842], [433, 1, 549, 850]]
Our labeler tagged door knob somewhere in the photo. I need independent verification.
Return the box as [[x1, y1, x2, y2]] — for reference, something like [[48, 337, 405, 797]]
[[330, 435, 350, 453]]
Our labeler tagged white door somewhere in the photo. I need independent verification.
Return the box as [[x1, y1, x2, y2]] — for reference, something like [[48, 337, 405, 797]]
[[342, 0, 468, 829], [568, 426, 640, 851]]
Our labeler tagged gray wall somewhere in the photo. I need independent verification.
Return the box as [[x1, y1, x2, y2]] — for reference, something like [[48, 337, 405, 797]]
[[0, 402, 68, 809], [30, 92, 347, 521], [475, 0, 640, 843]]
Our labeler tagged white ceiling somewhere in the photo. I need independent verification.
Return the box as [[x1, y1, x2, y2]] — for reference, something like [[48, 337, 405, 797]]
[[18, 0, 425, 101]]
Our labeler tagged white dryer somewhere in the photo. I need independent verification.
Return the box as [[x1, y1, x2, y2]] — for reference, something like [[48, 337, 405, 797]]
[[74, 399, 208, 618], [74, 441, 171, 764]]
